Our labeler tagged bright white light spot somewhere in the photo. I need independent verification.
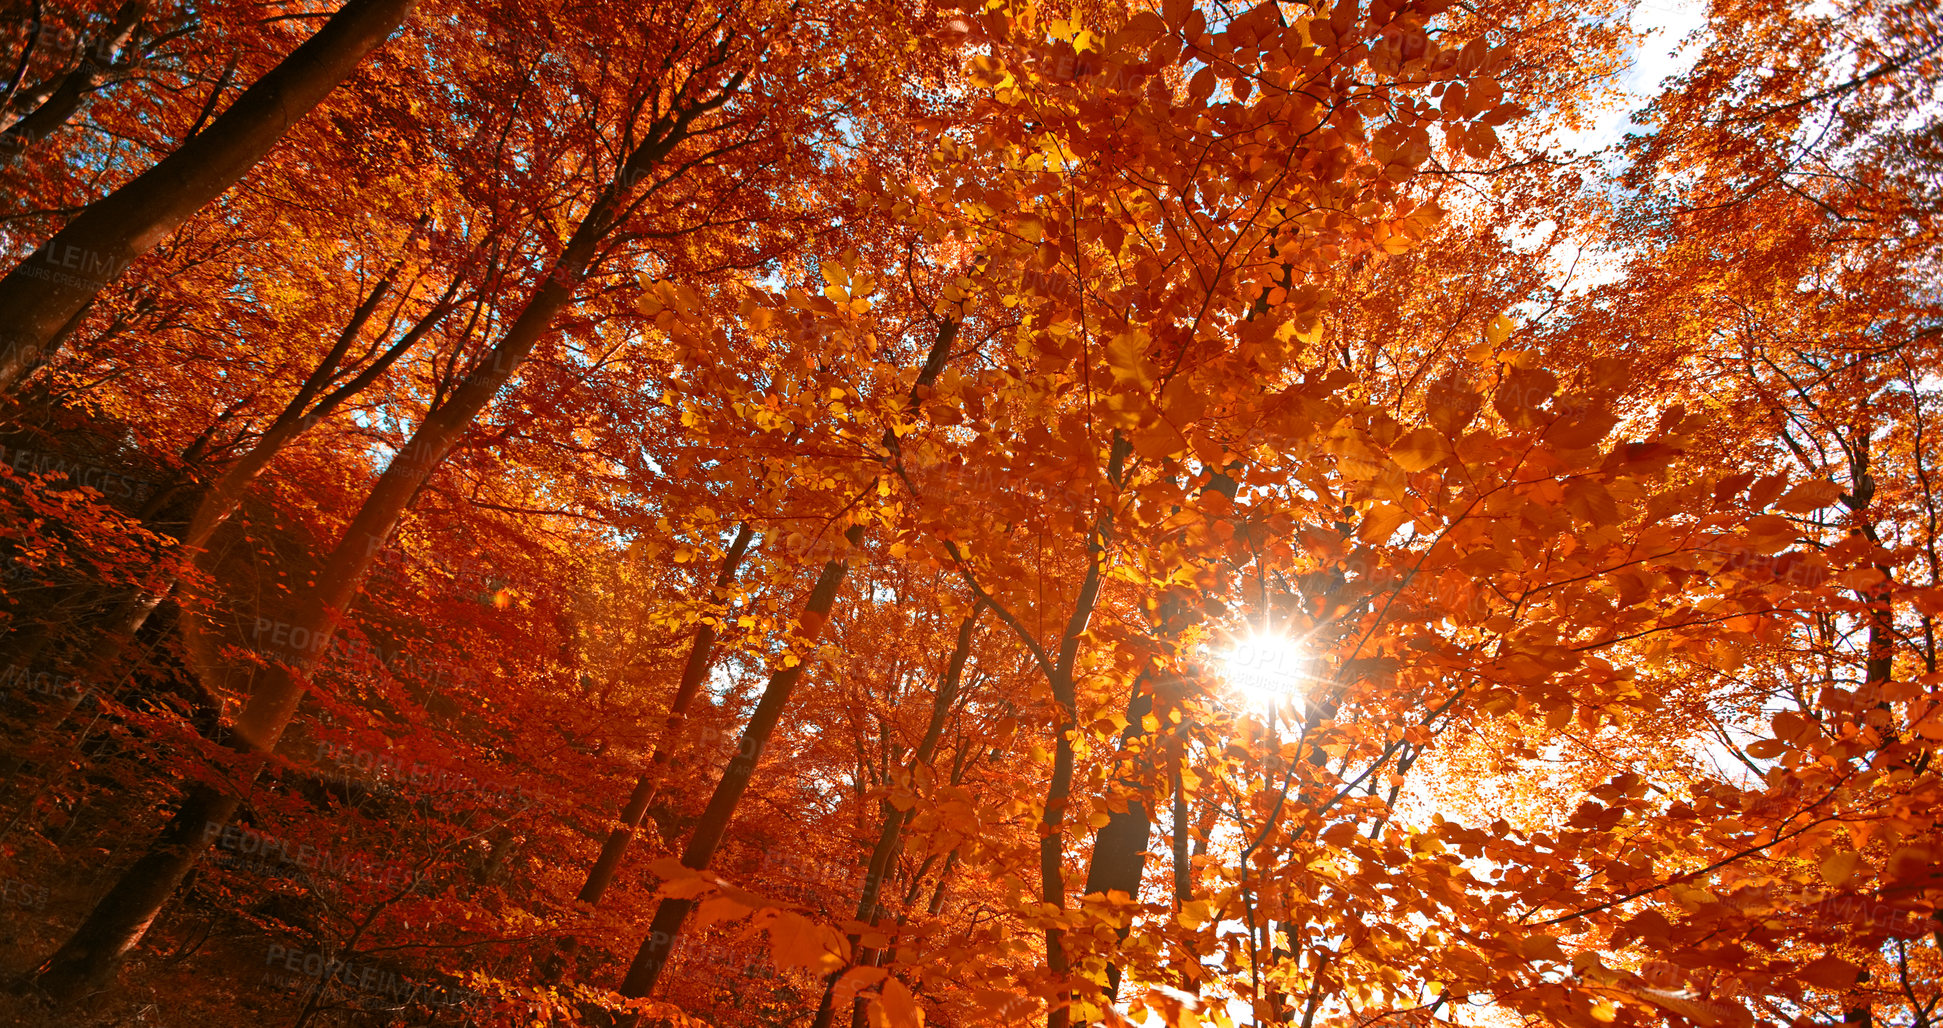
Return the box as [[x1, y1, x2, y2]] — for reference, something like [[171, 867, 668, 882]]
[[1219, 634, 1308, 707]]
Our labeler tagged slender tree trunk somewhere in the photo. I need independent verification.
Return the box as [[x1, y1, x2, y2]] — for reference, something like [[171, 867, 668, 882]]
[[1076, 578, 1210, 1009], [617, 523, 864, 1002], [811, 602, 981, 1028], [1170, 728, 1196, 996], [614, 319, 962, 1012], [577, 522, 755, 904], [0, 0, 418, 395], [22, 298, 530, 1001], [20, 83, 710, 1000], [1081, 677, 1155, 1005], [1034, 433, 1128, 1028], [0, 270, 447, 801], [0, 1, 147, 168]]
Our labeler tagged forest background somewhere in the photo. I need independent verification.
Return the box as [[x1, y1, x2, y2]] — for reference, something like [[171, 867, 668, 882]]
[[0, 0, 1937, 1026]]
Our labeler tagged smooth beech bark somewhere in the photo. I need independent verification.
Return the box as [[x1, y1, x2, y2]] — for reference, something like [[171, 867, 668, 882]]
[[1076, 475, 1227, 1008], [1080, 675, 1155, 1003], [933, 430, 1128, 1028], [1040, 433, 1129, 1028], [0, 0, 418, 395], [577, 521, 756, 904]]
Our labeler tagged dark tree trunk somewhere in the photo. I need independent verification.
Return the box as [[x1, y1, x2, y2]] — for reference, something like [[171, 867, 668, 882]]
[[614, 320, 962, 1012], [577, 522, 756, 904], [0, 1, 148, 168], [20, 74, 726, 1002], [617, 526, 864, 1000], [0, 0, 418, 394], [811, 602, 981, 1028]]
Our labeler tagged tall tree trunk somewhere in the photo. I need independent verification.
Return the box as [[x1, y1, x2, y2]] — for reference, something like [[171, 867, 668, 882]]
[[1037, 433, 1129, 1028], [811, 602, 982, 1028], [0, 268, 451, 801], [0, 0, 148, 168], [577, 522, 755, 904], [0, 0, 418, 395], [20, 83, 721, 1002], [1169, 727, 1195, 997], [617, 522, 863, 1004], [1081, 676, 1156, 1005], [1077, 578, 1212, 1009], [613, 318, 962, 1012]]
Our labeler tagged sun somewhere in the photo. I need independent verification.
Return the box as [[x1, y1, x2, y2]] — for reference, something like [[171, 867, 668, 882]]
[[1217, 633, 1309, 708]]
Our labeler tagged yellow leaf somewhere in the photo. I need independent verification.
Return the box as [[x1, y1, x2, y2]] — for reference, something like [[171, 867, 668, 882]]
[[1358, 503, 1408, 543], [1819, 850, 1861, 888], [869, 978, 925, 1028], [769, 912, 848, 973], [966, 55, 1010, 89], [1390, 428, 1450, 473], [1177, 899, 1212, 929], [1106, 331, 1155, 387], [1485, 314, 1514, 344]]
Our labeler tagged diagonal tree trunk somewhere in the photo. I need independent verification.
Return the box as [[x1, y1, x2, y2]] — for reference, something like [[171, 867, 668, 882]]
[[577, 521, 756, 904], [18, 75, 740, 1004], [0, 267, 459, 802], [0, 0, 149, 169], [0, 0, 419, 396], [613, 317, 962, 1012], [811, 600, 982, 1028]]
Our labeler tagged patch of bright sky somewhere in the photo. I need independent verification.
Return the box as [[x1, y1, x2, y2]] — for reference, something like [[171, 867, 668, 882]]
[[1555, 0, 1711, 160], [1506, 0, 1711, 300]]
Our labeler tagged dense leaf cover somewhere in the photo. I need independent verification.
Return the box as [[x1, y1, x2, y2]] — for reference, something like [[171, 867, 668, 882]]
[[0, 0, 1937, 1026]]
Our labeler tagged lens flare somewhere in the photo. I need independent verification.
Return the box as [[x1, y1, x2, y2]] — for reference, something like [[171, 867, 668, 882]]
[[1218, 634, 1307, 706]]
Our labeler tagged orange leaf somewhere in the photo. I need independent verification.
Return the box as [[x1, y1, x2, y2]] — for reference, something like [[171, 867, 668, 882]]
[[769, 912, 848, 973], [868, 978, 925, 1028], [1357, 503, 1408, 543], [1390, 428, 1450, 472], [1798, 954, 1861, 989]]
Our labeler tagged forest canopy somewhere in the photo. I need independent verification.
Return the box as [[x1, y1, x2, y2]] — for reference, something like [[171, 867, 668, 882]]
[[0, 0, 1938, 1027]]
